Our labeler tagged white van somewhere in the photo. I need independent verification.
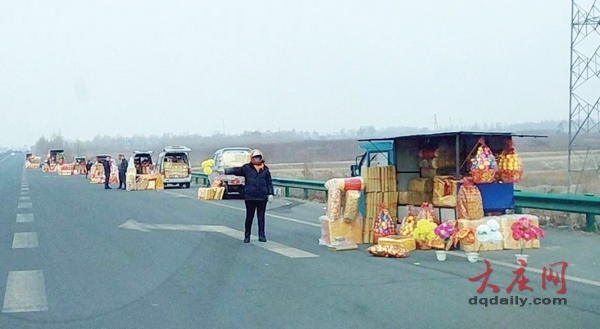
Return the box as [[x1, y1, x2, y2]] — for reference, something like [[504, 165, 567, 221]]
[[157, 146, 192, 188]]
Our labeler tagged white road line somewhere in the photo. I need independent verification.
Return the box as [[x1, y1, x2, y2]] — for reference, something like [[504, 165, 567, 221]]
[[218, 227, 318, 258], [16, 214, 34, 223], [447, 251, 600, 288], [2, 270, 49, 313], [20, 191, 28, 196], [12, 232, 39, 249], [207, 200, 322, 228], [20, 188, 29, 191], [18, 203, 32, 209], [163, 191, 321, 228], [19, 196, 30, 201], [119, 220, 319, 259]]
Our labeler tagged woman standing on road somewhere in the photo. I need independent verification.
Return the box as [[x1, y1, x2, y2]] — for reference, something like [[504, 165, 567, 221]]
[[223, 149, 274, 243]]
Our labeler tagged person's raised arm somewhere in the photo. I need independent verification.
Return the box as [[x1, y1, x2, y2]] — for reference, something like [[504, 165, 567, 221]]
[[224, 166, 244, 177]]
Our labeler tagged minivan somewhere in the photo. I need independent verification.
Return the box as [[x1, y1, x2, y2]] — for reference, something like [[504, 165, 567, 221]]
[[157, 146, 192, 188]]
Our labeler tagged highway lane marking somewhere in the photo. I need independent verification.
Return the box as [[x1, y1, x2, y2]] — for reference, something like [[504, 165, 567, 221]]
[[446, 251, 600, 288], [2, 270, 49, 313], [166, 191, 600, 286], [20, 191, 28, 196], [19, 196, 30, 201], [12, 232, 39, 249], [119, 220, 319, 259], [18, 203, 32, 209], [16, 214, 34, 223], [163, 191, 321, 228], [21, 187, 29, 191], [216, 227, 319, 258]]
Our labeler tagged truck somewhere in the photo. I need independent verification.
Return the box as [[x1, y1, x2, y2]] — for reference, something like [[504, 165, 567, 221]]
[[208, 147, 252, 197], [156, 146, 192, 188]]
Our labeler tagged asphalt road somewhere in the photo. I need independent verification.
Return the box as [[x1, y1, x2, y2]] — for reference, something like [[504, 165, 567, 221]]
[[0, 154, 599, 328]]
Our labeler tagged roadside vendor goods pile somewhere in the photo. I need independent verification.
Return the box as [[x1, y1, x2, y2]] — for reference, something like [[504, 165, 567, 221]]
[[456, 178, 484, 220], [399, 144, 456, 206], [197, 180, 225, 200], [319, 176, 365, 249], [89, 164, 119, 184], [496, 140, 523, 183], [25, 157, 41, 169], [164, 162, 189, 179], [457, 214, 541, 252], [470, 139, 496, 183], [134, 174, 164, 190], [74, 163, 87, 175], [362, 166, 398, 243], [89, 164, 105, 183], [57, 164, 75, 176]]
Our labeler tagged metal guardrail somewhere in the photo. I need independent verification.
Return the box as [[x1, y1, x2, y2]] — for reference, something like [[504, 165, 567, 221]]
[[192, 172, 600, 232], [191, 172, 327, 198], [514, 191, 600, 232]]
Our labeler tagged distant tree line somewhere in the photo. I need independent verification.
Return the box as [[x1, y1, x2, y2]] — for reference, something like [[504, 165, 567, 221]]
[[31, 120, 595, 165]]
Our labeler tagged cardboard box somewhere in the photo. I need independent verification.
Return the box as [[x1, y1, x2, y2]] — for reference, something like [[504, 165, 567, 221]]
[[500, 214, 541, 250], [457, 218, 504, 252], [377, 235, 416, 251]]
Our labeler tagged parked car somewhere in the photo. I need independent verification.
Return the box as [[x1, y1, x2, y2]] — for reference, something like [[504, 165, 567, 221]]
[[208, 147, 252, 197], [156, 146, 192, 188]]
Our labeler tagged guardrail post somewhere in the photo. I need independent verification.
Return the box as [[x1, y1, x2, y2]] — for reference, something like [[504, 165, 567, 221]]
[[585, 213, 597, 232], [304, 189, 309, 200], [514, 206, 523, 214], [285, 187, 290, 198]]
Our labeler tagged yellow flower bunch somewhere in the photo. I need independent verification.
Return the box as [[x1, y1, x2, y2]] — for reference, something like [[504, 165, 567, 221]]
[[412, 219, 438, 241]]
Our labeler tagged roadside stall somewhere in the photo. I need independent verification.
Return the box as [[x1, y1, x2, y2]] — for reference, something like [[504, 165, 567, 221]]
[[42, 149, 65, 172], [89, 155, 118, 184], [73, 156, 87, 175], [320, 131, 548, 259], [25, 155, 41, 169], [126, 151, 164, 191]]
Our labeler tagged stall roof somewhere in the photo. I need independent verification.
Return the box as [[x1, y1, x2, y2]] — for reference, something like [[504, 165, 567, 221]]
[[358, 131, 547, 142]]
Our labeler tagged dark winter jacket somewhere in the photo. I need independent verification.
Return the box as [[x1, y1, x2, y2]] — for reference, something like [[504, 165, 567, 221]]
[[119, 159, 128, 173], [102, 160, 111, 174], [225, 163, 274, 201]]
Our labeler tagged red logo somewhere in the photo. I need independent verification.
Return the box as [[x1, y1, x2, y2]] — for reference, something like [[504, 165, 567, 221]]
[[469, 259, 568, 294]]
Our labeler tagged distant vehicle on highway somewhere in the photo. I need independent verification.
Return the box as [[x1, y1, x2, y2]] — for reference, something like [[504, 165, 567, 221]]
[[156, 146, 192, 188], [208, 147, 252, 197], [11, 152, 15, 156]]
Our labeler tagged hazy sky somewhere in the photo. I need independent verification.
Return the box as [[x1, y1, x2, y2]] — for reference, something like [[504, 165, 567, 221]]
[[1, 1, 572, 147]]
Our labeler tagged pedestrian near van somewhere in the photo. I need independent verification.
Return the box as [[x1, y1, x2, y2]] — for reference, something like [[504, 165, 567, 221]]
[[118, 154, 128, 190], [223, 149, 274, 243], [102, 156, 112, 189], [85, 160, 93, 179]]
